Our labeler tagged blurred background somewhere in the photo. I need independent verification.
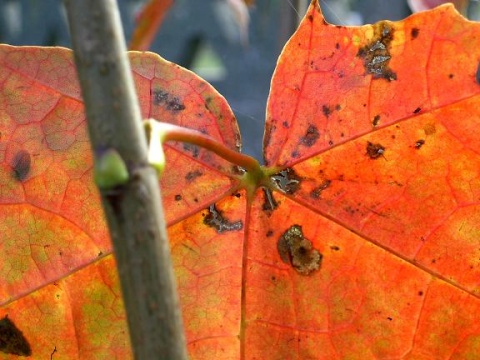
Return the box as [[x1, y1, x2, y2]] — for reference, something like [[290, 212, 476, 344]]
[[1, 0, 478, 161]]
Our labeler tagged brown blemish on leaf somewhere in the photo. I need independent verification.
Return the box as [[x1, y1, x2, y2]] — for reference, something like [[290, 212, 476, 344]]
[[415, 139, 425, 149], [357, 22, 397, 81], [0, 316, 32, 356], [322, 104, 341, 119], [366, 142, 385, 159], [411, 28, 419, 39], [271, 168, 302, 194], [424, 123, 436, 135], [413, 107, 421, 114], [330, 245, 340, 251], [372, 115, 381, 127], [153, 89, 185, 111], [277, 225, 322, 275], [204, 204, 243, 233], [263, 123, 276, 153], [310, 179, 331, 199], [204, 96, 213, 109], [262, 188, 278, 212], [11, 150, 31, 182], [322, 105, 331, 118], [301, 124, 320, 147], [183, 143, 199, 158], [185, 170, 203, 182], [175, 194, 182, 201]]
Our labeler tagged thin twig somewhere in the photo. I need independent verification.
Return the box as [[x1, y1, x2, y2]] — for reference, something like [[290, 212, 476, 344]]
[[63, 0, 188, 358]]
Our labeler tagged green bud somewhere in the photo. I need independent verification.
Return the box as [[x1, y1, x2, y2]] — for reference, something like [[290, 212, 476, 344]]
[[94, 149, 129, 190]]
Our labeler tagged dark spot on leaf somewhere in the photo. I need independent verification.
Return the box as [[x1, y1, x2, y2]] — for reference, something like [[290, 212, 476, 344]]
[[204, 97, 213, 108], [282, 121, 289, 128], [330, 245, 340, 251], [175, 194, 182, 201], [153, 89, 185, 111], [476, 62, 480, 85], [183, 143, 199, 158], [366, 142, 385, 159], [0, 316, 32, 356], [277, 225, 322, 275], [322, 104, 341, 119], [335, 42, 340, 49], [344, 205, 358, 215], [307, 15, 313, 22], [301, 124, 320, 147], [233, 192, 241, 198], [424, 123, 436, 135], [310, 179, 331, 199], [263, 123, 276, 157], [266, 230, 274, 237], [387, 317, 393, 321], [271, 168, 302, 194], [372, 115, 381, 127], [11, 150, 31, 182], [322, 105, 332, 118], [185, 170, 203, 182], [262, 188, 278, 212], [413, 107, 421, 114], [411, 28, 419, 39], [291, 150, 300, 158], [449, 73, 454, 79], [357, 22, 397, 81], [415, 139, 425, 149], [328, 140, 334, 146], [204, 204, 243, 233], [418, 291, 424, 296]]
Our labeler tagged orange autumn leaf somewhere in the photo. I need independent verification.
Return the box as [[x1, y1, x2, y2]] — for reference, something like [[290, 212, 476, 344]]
[[2, 1, 480, 359], [0, 46, 240, 358]]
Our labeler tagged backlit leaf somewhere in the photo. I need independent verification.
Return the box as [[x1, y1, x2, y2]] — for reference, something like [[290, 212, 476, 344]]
[[2, 1, 480, 358]]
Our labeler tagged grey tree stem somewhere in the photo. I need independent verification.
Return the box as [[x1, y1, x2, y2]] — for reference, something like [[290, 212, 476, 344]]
[[63, 1, 188, 359]]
